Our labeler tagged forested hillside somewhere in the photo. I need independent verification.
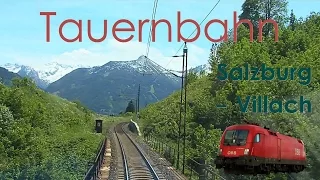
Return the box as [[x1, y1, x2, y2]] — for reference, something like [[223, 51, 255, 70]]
[[0, 67, 20, 86], [140, 3, 320, 179], [0, 78, 103, 179]]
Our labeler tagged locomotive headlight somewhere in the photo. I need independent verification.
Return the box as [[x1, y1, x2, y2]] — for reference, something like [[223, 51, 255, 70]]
[[244, 148, 249, 155]]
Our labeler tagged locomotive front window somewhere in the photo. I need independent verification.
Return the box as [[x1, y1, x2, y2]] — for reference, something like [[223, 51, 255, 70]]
[[223, 130, 249, 146]]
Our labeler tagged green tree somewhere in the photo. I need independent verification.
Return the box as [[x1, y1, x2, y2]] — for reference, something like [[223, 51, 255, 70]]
[[0, 77, 104, 179], [239, 0, 288, 39], [238, 0, 261, 39], [125, 100, 135, 113], [186, 71, 198, 85], [289, 9, 296, 30]]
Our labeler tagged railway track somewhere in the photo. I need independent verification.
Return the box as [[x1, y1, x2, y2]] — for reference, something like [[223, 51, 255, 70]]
[[114, 123, 166, 180]]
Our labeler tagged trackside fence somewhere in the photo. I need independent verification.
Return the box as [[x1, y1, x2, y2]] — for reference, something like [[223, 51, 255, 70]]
[[84, 137, 107, 180], [144, 134, 226, 180]]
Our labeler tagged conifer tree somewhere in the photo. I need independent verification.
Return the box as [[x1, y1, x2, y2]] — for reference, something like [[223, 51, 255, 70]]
[[239, 0, 288, 39], [125, 100, 135, 113], [289, 9, 296, 30]]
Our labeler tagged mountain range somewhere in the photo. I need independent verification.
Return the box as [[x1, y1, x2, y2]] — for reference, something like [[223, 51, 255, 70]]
[[1, 56, 211, 114], [2, 62, 89, 89], [189, 64, 211, 75], [46, 55, 182, 114]]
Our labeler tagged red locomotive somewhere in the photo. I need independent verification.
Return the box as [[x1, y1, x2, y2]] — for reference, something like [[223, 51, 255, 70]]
[[214, 121, 307, 175]]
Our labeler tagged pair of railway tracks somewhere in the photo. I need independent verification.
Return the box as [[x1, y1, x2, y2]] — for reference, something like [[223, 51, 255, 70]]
[[114, 123, 166, 180]]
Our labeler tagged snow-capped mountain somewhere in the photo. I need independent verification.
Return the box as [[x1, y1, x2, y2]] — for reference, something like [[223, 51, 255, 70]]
[[190, 63, 211, 75], [46, 55, 182, 114], [1, 62, 89, 89], [2, 64, 48, 89], [36, 62, 89, 84], [89, 55, 179, 82]]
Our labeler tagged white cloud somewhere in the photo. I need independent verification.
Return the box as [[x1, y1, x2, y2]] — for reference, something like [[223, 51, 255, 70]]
[[6, 39, 210, 71]]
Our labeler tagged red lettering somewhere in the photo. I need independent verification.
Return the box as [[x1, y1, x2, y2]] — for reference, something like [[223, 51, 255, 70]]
[[177, 11, 200, 42], [112, 19, 135, 43], [59, 19, 82, 42], [258, 19, 279, 42], [87, 20, 108, 42], [40, 12, 56, 42], [138, 20, 149, 42], [152, 19, 172, 42], [233, 11, 254, 42], [204, 19, 228, 42]]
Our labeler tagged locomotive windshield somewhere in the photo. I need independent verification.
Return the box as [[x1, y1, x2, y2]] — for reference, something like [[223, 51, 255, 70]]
[[223, 130, 249, 146]]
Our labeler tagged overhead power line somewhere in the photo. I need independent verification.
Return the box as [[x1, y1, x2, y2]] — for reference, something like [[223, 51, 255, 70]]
[[151, 0, 222, 83], [136, 0, 159, 120], [142, 0, 159, 76], [145, 0, 159, 58]]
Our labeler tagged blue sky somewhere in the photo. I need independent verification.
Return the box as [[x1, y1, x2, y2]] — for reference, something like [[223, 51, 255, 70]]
[[0, 0, 319, 70]]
